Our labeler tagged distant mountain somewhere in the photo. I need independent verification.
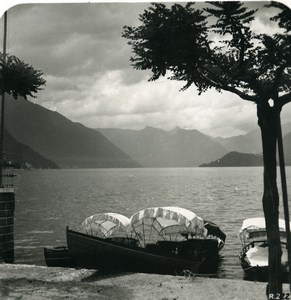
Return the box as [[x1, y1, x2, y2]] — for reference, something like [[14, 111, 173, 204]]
[[213, 123, 291, 154], [5, 96, 290, 169], [199, 151, 263, 167], [213, 130, 262, 154], [98, 127, 227, 167], [4, 129, 59, 169], [283, 132, 291, 165], [200, 124, 291, 167], [5, 97, 140, 168]]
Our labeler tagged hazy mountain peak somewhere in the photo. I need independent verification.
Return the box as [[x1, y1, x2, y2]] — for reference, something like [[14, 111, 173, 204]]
[[170, 126, 181, 132], [99, 126, 227, 167], [143, 126, 165, 132]]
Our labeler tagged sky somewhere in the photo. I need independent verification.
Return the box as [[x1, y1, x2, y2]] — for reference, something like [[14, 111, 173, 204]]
[[0, 1, 291, 137]]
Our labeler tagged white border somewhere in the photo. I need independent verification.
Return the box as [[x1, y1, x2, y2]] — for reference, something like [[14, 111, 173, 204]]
[[1, 0, 291, 18]]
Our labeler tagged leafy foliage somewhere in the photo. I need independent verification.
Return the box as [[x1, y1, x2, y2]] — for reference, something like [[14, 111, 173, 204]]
[[268, 1, 291, 32], [123, 2, 291, 106], [0, 53, 46, 99], [123, 3, 210, 92]]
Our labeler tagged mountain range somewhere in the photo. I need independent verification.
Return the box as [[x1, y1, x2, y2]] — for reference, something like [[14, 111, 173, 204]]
[[98, 127, 227, 167], [213, 123, 291, 154], [283, 132, 291, 165], [3, 96, 291, 168], [4, 97, 140, 168], [212, 125, 291, 166], [98, 124, 291, 167]]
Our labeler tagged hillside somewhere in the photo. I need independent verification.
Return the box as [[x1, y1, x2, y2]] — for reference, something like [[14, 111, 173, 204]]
[[3, 129, 59, 169], [199, 151, 263, 167], [5, 97, 140, 168], [5, 96, 290, 169], [213, 123, 291, 154], [98, 127, 227, 167], [213, 130, 262, 154], [283, 132, 291, 165]]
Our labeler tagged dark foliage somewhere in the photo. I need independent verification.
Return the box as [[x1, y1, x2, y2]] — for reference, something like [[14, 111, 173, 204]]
[[123, 3, 210, 92], [123, 2, 291, 105], [0, 53, 46, 99], [268, 1, 291, 32]]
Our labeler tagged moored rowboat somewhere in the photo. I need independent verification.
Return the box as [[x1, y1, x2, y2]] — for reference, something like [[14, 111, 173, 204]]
[[66, 227, 203, 274], [238, 217, 289, 280], [66, 207, 225, 275]]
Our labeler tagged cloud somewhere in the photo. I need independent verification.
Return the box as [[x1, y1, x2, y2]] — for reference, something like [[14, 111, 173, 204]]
[[3, 1, 289, 138], [37, 69, 259, 137], [7, 3, 147, 77]]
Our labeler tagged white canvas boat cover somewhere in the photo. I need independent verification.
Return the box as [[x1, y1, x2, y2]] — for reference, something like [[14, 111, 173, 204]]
[[239, 217, 291, 245], [240, 217, 289, 232], [82, 213, 131, 238], [129, 206, 205, 246]]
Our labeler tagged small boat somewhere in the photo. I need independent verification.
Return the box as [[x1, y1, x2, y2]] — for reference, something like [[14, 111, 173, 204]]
[[66, 207, 225, 275], [44, 246, 76, 268], [238, 217, 289, 279]]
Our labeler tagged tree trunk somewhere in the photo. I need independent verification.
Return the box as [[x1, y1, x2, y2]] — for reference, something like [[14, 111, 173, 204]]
[[257, 101, 282, 297]]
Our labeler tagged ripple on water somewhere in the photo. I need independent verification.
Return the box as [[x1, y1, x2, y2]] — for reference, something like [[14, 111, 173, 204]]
[[13, 167, 291, 280]]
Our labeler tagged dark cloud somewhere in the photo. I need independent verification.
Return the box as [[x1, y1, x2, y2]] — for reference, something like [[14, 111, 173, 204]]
[[5, 3, 148, 77], [1, 1, 289, 137]]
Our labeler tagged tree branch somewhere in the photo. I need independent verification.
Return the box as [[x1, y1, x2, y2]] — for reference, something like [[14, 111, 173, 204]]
[[222, 84, 258, 102], [198, 69, 258, 102], [199, 64, 258, 102], [279, 92, 291, 106]]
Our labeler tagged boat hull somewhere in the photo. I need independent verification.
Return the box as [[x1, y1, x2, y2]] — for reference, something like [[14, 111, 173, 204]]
[[44, 246, 76, 268], [240, 259, 289, 282], [66, 228, 204, 275], [239, 243, 289, 282]]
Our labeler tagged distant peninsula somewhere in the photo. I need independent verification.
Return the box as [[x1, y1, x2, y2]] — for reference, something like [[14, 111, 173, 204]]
[[199, 151, 263, 167]]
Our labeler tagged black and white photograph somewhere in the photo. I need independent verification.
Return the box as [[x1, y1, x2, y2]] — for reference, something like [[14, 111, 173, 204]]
[[0, 1, 291, 299]]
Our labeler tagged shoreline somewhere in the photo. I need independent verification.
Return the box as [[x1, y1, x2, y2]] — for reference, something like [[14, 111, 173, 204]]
[[0, 263, 283, 299]]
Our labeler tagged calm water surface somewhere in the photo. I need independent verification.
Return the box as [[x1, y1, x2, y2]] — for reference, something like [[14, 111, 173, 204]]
[[13, 167, 291, 280]]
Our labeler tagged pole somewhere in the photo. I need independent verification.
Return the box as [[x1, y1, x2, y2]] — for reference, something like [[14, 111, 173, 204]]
[[277, 112, 291, 292], [0, 11, 7, 187], [0, 11, 14, 263]]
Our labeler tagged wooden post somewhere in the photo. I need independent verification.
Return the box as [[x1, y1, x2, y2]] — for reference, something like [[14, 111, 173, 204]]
[[0, 11, 14, 263], [0, 11, 7, 187], [277, 113, 291, 292]]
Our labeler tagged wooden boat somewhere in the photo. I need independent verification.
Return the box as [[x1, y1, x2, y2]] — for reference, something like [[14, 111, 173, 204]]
[[238, 217, 289, 280], [44, 246, 76, 268], [66, 207, 226, 275], [67, 227, 204, 274]]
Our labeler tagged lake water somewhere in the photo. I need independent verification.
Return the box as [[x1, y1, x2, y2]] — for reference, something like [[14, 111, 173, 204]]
[[13, 167, 291, 280]]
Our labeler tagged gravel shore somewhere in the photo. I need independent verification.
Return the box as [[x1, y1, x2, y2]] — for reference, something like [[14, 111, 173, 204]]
[[0, 263, 281, 299]]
